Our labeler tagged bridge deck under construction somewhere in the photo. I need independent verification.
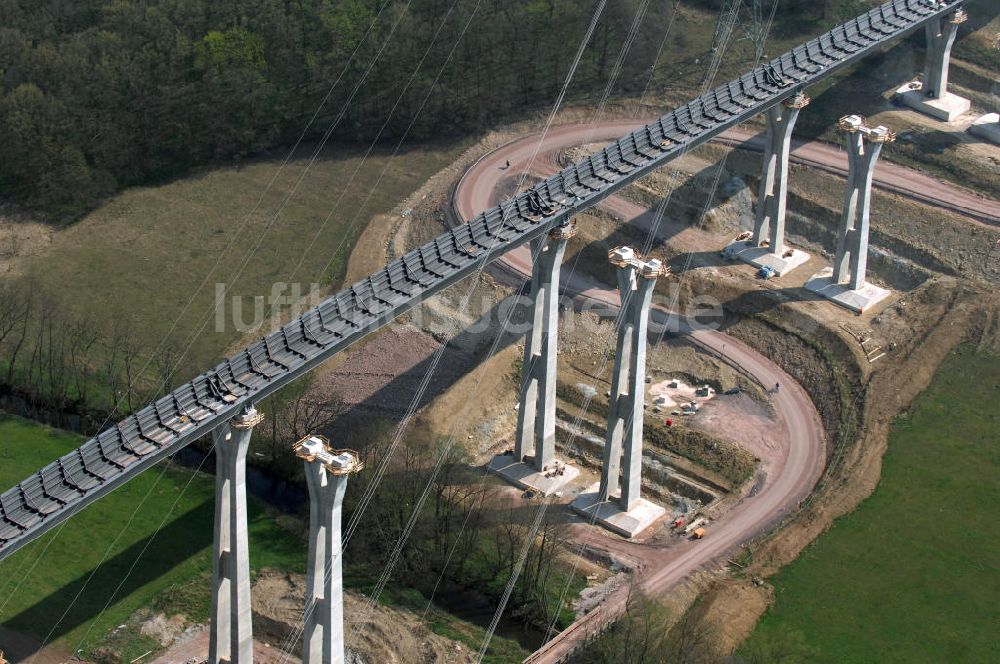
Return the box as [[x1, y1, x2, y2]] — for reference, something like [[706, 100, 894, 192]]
[[0, 0, 968, 560]]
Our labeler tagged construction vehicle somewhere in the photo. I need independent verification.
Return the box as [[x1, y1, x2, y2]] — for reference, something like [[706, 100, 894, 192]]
[[683, 517, 707, 534], [692, 527, 706, 540], [721, 232, 752, 259]]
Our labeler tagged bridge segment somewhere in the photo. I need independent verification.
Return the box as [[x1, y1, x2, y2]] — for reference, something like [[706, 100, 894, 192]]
[[0, 0, 971, 563]]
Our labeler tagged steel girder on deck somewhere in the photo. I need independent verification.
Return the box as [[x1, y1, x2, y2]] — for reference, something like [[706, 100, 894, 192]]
[[0, 0, 972, 561]]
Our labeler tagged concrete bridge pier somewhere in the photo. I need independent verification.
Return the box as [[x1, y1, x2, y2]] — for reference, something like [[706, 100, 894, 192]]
[[209, 405, 263, 664], [968, 32, 1000, 146], [806, 115, 894, 313], [604, 255, 656, 512], [489, 221, 579, 495], [571, 247, 667, 538], [897, 8, 970, 122], [294, 436, 363, 664], [723, 92, 811, 276], [595, 261, 638, 507], [968, 111, 1000, 145]]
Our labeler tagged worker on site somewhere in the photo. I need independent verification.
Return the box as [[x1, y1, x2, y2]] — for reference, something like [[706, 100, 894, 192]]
[[774, 382, 780, 393]]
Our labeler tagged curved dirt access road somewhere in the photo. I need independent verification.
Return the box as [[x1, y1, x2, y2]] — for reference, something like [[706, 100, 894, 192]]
[[715, 127, 1000, 227], [453, 124, 829, 662], [458, 121, 1000, 230]]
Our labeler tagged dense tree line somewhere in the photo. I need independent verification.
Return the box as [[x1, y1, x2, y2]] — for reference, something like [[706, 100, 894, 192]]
[[0, 0, 679, 218], [0, 0, 873, 219], [0, 0, 873, 406]]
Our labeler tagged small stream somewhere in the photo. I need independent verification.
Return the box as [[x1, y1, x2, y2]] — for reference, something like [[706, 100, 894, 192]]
[[431, 586, 548, 652], [171, 445, 307, 511]]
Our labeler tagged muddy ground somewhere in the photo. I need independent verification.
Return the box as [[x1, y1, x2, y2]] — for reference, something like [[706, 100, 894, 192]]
[[252, 570, 476, 664], [147, 569, 478, 664]]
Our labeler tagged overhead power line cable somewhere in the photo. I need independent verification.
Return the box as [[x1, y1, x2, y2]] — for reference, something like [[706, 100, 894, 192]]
[[474, 2, 784, 658], [15, 1, 404, 649], [270, 2, 613, 659], [420, 0, 665, 630]]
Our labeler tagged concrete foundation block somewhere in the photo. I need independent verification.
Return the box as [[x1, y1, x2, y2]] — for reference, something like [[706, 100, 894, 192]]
[[723, 240, 811, 277], [487, 454, 579, 496], [895, 83, 970, 123], [969, 114, 1000, 146], [570, 483, 666, 538], [805, 268, 891, 314]]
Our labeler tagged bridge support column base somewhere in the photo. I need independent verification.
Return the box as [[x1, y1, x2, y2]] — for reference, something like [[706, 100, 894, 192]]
[[570, 483, 666, 539], [804, 267, 891, 314], [296, 438, 361, 664], [969, 113, 1000, 146], [487, 453, 578, 496], [896, 82, 969, 123], [722, 239, 811, 277], [209, 407, 261, 664]]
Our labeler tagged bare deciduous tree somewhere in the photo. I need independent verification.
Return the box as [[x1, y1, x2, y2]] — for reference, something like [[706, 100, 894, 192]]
[[67, 315, 100, 405], [579, 587, 718, 664], [118, 325, 144, 412], [278, 391, 345, 443], [0, 280, 33, 386], [153, 336, 186, 396]]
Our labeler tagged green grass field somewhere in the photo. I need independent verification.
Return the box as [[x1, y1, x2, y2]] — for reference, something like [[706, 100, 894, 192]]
[[0, 414, 532, 662], [742, 345, 1000, 663], [0, 413, 305, 657], [20, 140, 465, 373]]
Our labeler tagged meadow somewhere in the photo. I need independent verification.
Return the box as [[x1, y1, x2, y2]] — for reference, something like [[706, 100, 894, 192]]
[[17, 141, 465, 378], [742, 344, 1000, 662], [0, 413, 304, 659]]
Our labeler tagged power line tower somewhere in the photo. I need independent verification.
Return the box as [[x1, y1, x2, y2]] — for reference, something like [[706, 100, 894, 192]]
[[744, 0, 772, 61], [711, 0, 774, 65], [710, 0, 743, 53]]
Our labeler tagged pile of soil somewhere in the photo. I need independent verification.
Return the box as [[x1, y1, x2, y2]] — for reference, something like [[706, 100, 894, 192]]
[[252, 569, 476, 664]]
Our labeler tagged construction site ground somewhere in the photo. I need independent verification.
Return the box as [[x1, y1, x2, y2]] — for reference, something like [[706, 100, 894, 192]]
[[141, 74, 1000, 663], [150, 569, 478, 664], [82, 53, 1000, 657], [287, 91, 1000, 659], [4, 10, 999, 658]]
